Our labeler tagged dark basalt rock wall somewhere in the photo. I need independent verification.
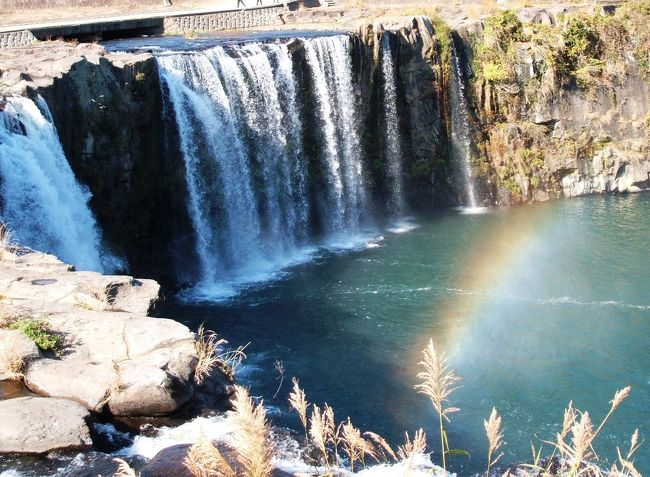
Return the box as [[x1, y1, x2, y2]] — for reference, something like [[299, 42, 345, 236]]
[[39, 55, 198, 285], [25, 23, 458, 285], [453, 7, 650, 205]]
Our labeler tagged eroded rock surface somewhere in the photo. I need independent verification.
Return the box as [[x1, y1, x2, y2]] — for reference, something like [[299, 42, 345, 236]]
[[0, 249, 210, 418], [0, 396, 92, 454]]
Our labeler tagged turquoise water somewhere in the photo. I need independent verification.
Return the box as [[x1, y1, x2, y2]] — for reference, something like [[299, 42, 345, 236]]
[[162, 194, 650, 474]]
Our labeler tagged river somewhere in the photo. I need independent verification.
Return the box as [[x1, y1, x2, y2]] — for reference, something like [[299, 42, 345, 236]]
[[160, 194, 650, 475]]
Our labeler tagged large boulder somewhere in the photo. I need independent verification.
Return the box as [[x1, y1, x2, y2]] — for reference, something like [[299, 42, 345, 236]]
[[23, 312, 198, 415], [0, 397, 92, 454], [0, 250, 227, 419]]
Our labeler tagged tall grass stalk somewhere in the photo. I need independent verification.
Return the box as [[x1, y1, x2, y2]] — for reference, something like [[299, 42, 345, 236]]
[[288, 378, 309, 442], [309, 404, 330, 469], [484, 407, 504, 476], [414, 339, 461, 470], [230, 385, 274, 477], [340, 418, 376, 471], [183, 435, 236, 477]]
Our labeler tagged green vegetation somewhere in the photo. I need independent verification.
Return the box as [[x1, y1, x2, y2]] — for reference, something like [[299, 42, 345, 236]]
[[473, 10, 525, 84], [430, 15, 453, 71], [482, 61, 510, 83], [9, 319, 62, 352], [485, 9, 526, 50], [470, 1, 650, 90]]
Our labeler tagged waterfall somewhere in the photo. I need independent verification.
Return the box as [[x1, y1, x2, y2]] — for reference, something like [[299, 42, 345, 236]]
[[304, 36, 369, 233], [0, 96, 108, 271], [380, 34, 405, 213], [157, 35, 377, 296], [450, 42, 479, 208]]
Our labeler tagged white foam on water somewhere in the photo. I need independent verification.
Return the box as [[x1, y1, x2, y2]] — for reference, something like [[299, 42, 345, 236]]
[[117, 416, 234, 459], [457, 206, 490, 215], [116, 414, 453, 477], [387, 217, 419, 234]]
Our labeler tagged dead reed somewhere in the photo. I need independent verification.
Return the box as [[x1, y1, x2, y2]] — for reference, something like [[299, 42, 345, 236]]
[[397, 429, 427, 472], [183, 435, 236, 477], [113, 458, 138, 477], [414, 339, 461, 470], [0, 346, 24, 380], [229, 385, 274, 477], [484, 407, 504, 476], [288, 377, 309, 440], [194, 325, 247, 384]]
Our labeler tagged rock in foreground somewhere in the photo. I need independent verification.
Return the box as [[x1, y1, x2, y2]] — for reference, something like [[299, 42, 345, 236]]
[[0, 396, 92, 454], [0, 249, 230, 421]]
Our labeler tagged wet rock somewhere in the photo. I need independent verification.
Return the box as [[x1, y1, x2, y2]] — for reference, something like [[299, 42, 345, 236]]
[[0, 397, 92, 454]]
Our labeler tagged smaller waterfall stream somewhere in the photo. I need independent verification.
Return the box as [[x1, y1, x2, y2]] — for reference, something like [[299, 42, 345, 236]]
[[380, 34, 405, 214], [450, 42, 479, 209], [0, 96, 109, 271]]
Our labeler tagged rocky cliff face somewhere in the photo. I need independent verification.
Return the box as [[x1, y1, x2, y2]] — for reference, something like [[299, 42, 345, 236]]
[[1, 42, 199, 285], [2, 9, 648, 284], [39, 52, 197, 284], [355, 18, 454, 206], [455, 3, 650, 204], [1, 26, 453, 284]]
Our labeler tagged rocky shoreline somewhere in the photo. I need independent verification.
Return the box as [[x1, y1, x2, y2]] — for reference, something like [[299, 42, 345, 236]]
[[0, 247, 232, 457]]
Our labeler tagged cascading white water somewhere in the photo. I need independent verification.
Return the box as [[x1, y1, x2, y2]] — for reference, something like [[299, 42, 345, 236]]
[[157, 35, 400, 297], [309, 36, 368, 231], [450, 42, 479, 208], [0, 96, 108, 271], [380, 34, 405, 213]]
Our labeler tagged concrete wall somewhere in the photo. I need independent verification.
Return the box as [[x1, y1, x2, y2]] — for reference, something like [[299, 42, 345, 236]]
[[4, 0, 162, 9], [0, 30, 36, 48], [163, 5, 287, 34]]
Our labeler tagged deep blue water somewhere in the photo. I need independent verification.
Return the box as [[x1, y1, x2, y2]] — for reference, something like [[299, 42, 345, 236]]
[[160, 194, 650, 475]]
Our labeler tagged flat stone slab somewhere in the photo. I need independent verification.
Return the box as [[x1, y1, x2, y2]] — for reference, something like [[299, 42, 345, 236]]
[[0, 249, 223, 418], [0, 397, 92, 454]]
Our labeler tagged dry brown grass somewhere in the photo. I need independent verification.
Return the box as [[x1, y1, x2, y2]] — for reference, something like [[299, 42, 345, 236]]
[[484, 407, 504, 476], [288, 377, 309, 439], [0, 345, 25, 380], [194, 325, 247, 385], [194, 324, 223, 385], [365, 431, 397, 462], [113, 458, 138, 477], [309, 404, 330, 468], [397, 428, 427, 472], [183, 435, 236, 477], [414, 339, 461, 470], [340, 418, 377, 471], [0, 305, 14, 329], [229, 385, 274, 477]]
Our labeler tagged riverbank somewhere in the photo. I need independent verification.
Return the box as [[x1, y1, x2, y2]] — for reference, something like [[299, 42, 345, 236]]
[[0, 243, 232, 463]]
